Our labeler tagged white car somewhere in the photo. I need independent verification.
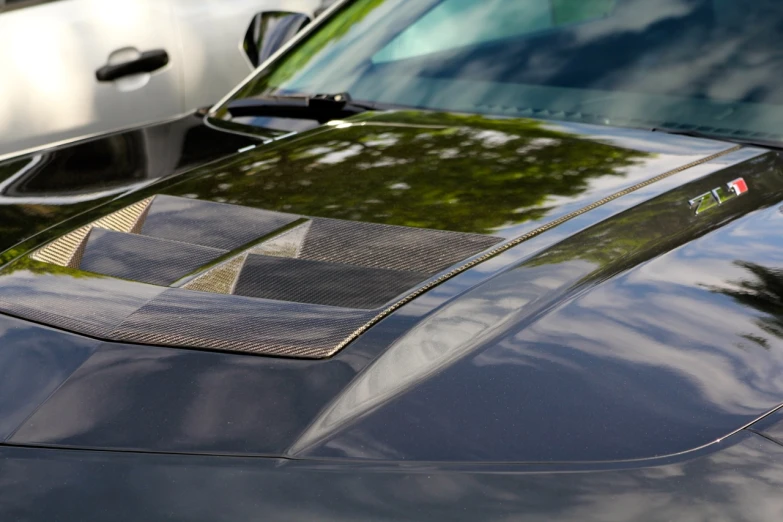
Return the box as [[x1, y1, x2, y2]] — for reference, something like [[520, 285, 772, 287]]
[[0, 0, 325, 157]]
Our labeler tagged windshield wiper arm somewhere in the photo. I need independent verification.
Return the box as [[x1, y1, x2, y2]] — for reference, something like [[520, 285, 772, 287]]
[[651, 127, 782, 150], [224, 92, 378, 124]]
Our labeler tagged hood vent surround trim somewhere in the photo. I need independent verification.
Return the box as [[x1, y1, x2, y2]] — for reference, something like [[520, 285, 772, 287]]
[[9, 195, 502, 357]]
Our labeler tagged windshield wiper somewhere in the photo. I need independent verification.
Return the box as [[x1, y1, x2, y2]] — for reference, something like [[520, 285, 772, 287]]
[[651, 127, 782, 151], [223, 92, 379, 124]]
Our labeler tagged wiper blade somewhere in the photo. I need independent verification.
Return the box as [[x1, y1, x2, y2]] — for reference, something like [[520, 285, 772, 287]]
[[650, 127, 781, 150], [224, 92, 377, 124]]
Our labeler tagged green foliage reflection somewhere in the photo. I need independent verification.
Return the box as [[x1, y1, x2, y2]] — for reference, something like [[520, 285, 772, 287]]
[[710, 262, 783, 344], [1, 256, 96, 279], [168, 113, 647, 234]]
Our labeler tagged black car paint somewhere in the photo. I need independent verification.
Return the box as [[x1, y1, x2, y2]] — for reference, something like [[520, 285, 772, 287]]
[[1, 111, 783, 518], [2, 432, 783, 522], [0, 111, 735, 261], [0, 112, 258, 254]]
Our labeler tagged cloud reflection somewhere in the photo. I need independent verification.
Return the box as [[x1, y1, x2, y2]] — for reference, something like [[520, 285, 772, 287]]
[[3, 432, 783, 520]]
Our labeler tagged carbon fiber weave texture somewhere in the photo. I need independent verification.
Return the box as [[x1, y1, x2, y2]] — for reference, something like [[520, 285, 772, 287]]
[[79, 229, 227, 286], [234, 254, 427, 309]]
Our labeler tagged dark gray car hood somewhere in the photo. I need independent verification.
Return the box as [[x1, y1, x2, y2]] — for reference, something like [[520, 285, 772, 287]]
[[0, 112, 781, 465]]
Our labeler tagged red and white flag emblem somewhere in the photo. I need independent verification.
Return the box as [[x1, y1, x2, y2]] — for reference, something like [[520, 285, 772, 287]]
[[728, 178, 748, 195]]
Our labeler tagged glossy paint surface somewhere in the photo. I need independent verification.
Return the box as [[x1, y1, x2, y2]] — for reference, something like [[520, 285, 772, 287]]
[[9, 342, 355, 454], [0, 110, 782, 519], [1, 114, 778, 463], [0, 111, 731, 265], [0, 113, 256, 254], [0, 315, 98, 440], [294, 152, 783, 462], [754, 408, 783, 444], [0, 111, 740, 354], [172, 112, 732, 237], [2, 432, 783, 521]]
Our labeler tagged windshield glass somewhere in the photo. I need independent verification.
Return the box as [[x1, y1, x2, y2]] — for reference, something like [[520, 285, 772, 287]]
[[220, 0, 783, 142]]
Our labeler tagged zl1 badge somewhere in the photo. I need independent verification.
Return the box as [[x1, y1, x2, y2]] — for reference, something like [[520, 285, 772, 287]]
[[688, 178, 748, 215]]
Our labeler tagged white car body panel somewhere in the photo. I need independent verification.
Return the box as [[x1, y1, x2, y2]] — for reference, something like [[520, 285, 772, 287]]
[[0, 0, 322, 156]]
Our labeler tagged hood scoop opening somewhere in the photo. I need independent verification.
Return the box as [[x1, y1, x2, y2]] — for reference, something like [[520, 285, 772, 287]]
[[1, 195, 501, 358]]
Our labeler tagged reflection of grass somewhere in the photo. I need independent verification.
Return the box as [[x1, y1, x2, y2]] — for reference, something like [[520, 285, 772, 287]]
[[523, 154, 783, 271], [0, 157, 118, 257], [163, 112, 648, 234], [525, 188, 684, 269], [1, 256, 98, 279]]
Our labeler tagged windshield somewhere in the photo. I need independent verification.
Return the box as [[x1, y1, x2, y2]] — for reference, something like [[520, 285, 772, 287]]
[[218, 0, 783, 142]]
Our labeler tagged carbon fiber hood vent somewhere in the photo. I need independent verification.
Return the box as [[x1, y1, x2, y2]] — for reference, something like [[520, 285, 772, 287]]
[[1, 195, 501, 358]]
